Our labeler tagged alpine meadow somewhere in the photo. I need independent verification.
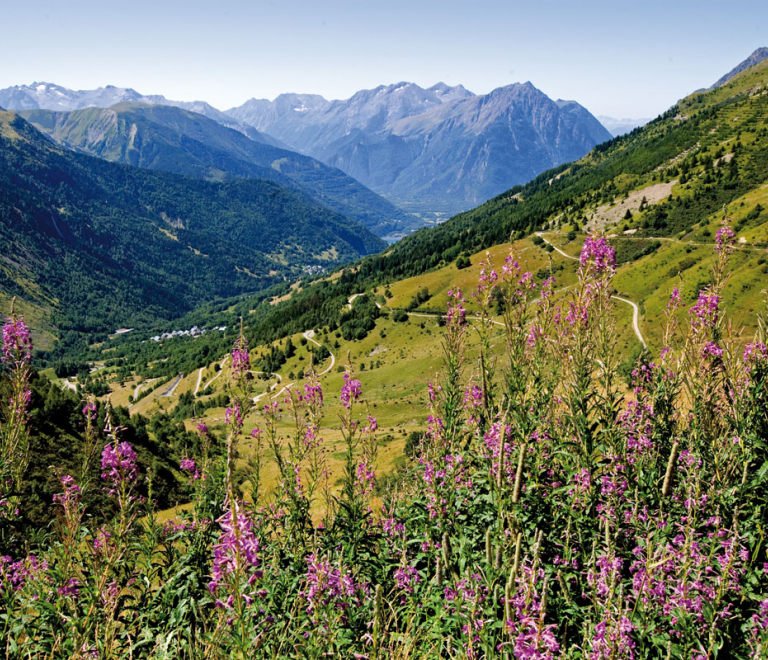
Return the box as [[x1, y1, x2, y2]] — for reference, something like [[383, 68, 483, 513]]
[[1, 4, 768, 659]]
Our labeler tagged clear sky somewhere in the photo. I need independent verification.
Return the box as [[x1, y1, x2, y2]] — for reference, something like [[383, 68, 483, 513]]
[[2, 0, 766, 118]]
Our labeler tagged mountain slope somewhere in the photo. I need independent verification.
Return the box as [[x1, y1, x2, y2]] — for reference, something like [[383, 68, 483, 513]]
[[19, 103, 416, 238], [0, 111, 384, 350], [710, 47, 768, 89], [359, 57, 768, 282], [227, 81, 612, 214]]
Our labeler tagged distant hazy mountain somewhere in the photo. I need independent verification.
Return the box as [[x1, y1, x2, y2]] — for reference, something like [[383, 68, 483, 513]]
[[597, 115, 651, 137], [228, 81, 611, 214], [0, 81, 284, 147], [20, 103, 416, 238], [709, 47, 768, 89]]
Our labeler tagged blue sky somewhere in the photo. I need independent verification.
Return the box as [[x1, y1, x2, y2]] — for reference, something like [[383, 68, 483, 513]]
[[2, 0, 766, 117]]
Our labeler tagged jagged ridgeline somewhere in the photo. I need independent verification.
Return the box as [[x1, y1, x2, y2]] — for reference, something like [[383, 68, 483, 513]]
[[361, 57, 768, 285], [0, 110, 385, 351]]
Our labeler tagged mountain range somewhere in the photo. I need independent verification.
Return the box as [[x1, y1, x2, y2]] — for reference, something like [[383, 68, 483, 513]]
[[16, 102, 417, 239], [228, 81, 613, 214], [0, 81, 284, 147], [1, 80, 614, 220], [596, 115, 651, 137]]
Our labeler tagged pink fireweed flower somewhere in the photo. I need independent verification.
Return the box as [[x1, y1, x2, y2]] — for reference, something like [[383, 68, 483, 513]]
[[589, 614, 636, 660], [231, 334, 250, 380], [667, 286, 681, 313], [57, 577, 81, 599], [180, 457, 200, 481], [504, 564, 560, 660], [702, 341, 724, 359], [180, 457, 196, 472], [427, 382, 441, 404], [715, 225, 735, 255], [463, 384, 484, 424], [579, 236, 616, 276], [301, 553, 366, 619], [93, 528, 113, 555], [618, 400, 654, 463], [225, 402, 243, 434], [208, 503, 262, 594], [2, 316, 32, 367], [748, 600, 768, 655], [302, 381, 323, 407], [689, 291, 720, 331], [9, 389, 31, 417], [446, 289, 467, 326], [394, 564, 420, 595], [426, 414, 445, 445], [100, 442, 138, 488], [53, 475, 82, 509], [303, 425, 322, 450], [477, 266, 498, 286], [502, 254, 521, 278], [340, 373, 362, 410], [82, 400, 97, 423], [743, 341, 767, 365], [540, 275, 556, 298], [196, 420, 209, 436], [482, 422, 515, 482], [356, 461, 376, 497], [0, 555, 47, 594]]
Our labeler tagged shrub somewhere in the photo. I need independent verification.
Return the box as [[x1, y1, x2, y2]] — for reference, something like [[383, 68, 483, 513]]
[[392, 309, 408, 323]]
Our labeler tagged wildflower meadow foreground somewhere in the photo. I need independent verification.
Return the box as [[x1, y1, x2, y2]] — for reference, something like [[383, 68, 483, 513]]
[[1, 228, 767, 659]]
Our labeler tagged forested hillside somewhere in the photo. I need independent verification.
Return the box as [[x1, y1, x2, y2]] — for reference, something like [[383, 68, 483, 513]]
[[20, 103, 417, 238], [0, 111, 384, 355]]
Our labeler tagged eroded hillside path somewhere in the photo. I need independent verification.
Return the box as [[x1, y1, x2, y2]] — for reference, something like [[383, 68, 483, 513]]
[[535, 232, 647, 348]]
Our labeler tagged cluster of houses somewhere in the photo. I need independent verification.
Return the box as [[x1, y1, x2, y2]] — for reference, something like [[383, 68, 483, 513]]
[[149, 325, 226, 342]]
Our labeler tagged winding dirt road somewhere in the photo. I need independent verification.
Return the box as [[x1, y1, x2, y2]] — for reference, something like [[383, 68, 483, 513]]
[[535, 232, 647, 347], [201, 355, 230, 393], [133, 378, 157, 400], [303, 329, 336, 376], [161, 373, 184, 398], [193, 368, 205, 396], [251, 330, 336, 404]]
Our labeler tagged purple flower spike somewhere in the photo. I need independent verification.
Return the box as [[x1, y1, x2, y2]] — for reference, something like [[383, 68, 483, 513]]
[[340, 373, 362, 410], [100, 442, 138, 488], [579, 236, 616, 276], [2, 317, 32, 367]]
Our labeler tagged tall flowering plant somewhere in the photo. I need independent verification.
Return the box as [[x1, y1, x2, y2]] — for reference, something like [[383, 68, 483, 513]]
[[0, 225, 767, 658], [1, 305, 33, 507]]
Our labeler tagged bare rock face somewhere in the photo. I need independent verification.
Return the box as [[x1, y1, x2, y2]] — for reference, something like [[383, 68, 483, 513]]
[[228, 81, 611, 214]]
